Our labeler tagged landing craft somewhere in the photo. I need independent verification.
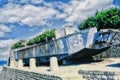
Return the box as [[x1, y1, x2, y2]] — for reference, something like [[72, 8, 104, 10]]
[[8, 26, 119, 66]]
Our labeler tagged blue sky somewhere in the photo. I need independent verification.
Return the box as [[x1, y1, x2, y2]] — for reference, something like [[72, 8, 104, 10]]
[[113, 0, 120, 7], [0, 0, 117, 60]]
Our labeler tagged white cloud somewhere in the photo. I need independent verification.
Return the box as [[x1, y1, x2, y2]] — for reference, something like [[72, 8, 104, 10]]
[[0, 32, 4, 37], [0, 39, 17, 60], [31, 0, 43, 4], [0, 0, 113, 27], [21, 5, 58, 26], [56, 0, 113, 23], [0, 3, 59, 27], [0, 39, 16, 49], [0, 24, 11, 32], [0, 24, 12, 37], [0, 0, 114, 28], [8, 0, 43, 5]]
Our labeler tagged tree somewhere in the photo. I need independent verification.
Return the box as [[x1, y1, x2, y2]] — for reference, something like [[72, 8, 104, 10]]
[[11, 40, 25, 49], [27, 38, 35, 46], [27, 29, 56, 46], [78, 7, 120, 30]]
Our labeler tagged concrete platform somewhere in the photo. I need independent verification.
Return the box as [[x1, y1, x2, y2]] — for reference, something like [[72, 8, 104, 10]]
[[3, 58, 120, 80]]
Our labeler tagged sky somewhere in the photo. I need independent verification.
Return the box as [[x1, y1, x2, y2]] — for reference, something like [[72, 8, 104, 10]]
[[0, 0, 118, 60], [113, 0, 120, 7]]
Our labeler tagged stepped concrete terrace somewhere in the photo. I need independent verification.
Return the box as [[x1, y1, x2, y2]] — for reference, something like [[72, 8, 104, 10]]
[[0, 58, 120, 80]]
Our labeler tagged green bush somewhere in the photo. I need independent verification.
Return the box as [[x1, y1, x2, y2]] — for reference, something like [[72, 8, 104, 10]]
[[27, 29, 56, 46], [78, 7, 120, 30], [26, 38, 35, 46], [11, 40, 25, 49]]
